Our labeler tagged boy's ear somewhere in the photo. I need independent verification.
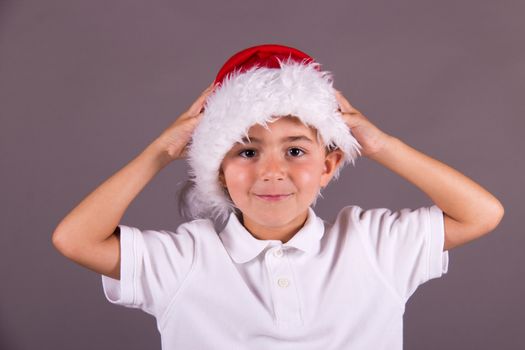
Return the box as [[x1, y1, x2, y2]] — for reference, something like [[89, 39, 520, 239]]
[[218, 169, 226, 187], [320, 148, 344, 187]]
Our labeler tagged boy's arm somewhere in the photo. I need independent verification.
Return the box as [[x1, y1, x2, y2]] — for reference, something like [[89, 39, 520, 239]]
[[51, 140, 172, 279], [368, 136, 504, 251], [51, 82, 216, 279]]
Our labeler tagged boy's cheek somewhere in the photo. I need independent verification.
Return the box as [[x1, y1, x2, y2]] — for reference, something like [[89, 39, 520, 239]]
[[223, 169, 255, 192]]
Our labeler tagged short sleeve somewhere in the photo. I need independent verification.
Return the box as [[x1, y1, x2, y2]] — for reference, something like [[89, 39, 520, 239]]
[[354, 204, 449, 302], [100, 224, 196, 317]]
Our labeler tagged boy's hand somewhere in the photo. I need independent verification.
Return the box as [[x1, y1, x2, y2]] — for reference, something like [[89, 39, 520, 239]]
[[154, 82, 218, 162], [335, 89, 392, 158]]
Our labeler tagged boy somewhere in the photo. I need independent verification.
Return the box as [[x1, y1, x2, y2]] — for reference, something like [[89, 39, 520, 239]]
[[52, 44, 504, 349]]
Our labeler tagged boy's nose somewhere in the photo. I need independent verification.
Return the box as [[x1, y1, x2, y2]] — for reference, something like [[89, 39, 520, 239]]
[[260, 155, 286, 181]]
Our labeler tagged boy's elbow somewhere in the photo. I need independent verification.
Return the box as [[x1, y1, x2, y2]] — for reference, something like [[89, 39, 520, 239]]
[[491, 200, 504, 226], [482, 200, 505, 234], [52, 231, 74, 256], [52, 231, 65, 251]]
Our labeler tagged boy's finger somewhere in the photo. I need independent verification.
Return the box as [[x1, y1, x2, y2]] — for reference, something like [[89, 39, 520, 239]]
[[188, 100, 206, 116], [204, 81, 219, 93], [204, 81, 215, 92], [188, 84, 216, 115], [335, 90, 359, 113]]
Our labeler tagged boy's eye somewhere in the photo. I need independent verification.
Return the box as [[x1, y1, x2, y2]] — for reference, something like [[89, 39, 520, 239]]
[[238, 149, 257, 158], [238, 147, 305, 158], [287, 147, 305, 157]]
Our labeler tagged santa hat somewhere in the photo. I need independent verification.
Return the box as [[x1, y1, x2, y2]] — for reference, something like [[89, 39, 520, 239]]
[[183, 44, 362, 223]]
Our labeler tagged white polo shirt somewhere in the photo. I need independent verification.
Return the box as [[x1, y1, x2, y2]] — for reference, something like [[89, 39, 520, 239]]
[[101, 204, 449, 349]]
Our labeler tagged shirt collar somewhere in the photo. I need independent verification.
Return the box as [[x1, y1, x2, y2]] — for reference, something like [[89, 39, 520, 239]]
[[219, 207, 325, 264]]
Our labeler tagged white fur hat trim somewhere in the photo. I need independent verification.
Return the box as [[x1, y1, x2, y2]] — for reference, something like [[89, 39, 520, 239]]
[[185, 58, 362, 222]]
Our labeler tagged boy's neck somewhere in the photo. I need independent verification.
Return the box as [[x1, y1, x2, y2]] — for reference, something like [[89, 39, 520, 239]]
[[240, 209, 309, 243]]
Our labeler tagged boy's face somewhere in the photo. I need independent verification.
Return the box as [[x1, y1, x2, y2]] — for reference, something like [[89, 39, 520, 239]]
[[219, 115, 343, 237]]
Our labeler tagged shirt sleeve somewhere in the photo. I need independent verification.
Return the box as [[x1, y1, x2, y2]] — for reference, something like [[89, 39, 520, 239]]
[[100, 224, 196, 317], [354, 204, 449, 302]]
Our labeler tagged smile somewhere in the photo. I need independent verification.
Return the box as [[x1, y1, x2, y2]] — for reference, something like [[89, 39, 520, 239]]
[[255, 194, 293, 202]]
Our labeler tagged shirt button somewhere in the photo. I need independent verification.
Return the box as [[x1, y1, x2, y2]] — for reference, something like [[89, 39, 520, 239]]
[[277, 278, 290, 288], [273, 248, 284, 258]]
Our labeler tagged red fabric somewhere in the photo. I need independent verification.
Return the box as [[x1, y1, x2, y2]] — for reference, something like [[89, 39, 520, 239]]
[[214, 44, 319, 86]]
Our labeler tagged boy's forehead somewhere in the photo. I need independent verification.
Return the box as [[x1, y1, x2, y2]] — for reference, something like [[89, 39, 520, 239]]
[[245, 116, 317, 137]]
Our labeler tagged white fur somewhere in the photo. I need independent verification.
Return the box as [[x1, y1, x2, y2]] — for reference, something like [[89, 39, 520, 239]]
[[185, 58, 362, 222]]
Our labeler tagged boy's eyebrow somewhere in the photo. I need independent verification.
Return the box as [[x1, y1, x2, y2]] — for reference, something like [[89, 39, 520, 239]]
[[238, 135, 314, 144]]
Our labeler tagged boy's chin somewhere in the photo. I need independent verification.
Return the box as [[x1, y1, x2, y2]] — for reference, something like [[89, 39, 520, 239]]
[[240, 206, 307, 226]]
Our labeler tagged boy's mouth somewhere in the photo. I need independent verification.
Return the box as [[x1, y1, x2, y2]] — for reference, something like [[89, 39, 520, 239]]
[[255, 193, 293, 202]]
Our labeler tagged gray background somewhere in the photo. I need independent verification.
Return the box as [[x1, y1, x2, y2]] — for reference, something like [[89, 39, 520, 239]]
[[1, 0, 523, 349]]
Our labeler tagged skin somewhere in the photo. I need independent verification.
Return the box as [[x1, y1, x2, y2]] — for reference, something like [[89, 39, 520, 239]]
[[51, 82, 505, 282], [217, 88, 504, 250], [219, 116, 344, 243], [333, 90, 504, 251]]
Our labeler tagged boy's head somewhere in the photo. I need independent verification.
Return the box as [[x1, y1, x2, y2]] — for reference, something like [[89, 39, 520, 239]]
[[182, 44, 362, 223], [218, 115, 344, 229]]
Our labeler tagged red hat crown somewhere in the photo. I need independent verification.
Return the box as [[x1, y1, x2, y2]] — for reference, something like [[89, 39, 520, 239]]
[[214, 44, 320, 86]]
